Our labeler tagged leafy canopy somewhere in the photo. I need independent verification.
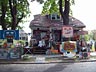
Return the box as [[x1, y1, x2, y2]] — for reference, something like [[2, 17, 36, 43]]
[[0, 0, 30, 30], [42, 0, 75, 15]]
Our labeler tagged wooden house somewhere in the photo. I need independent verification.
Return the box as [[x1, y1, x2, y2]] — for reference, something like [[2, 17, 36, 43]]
[[29, 14, 86, 42]]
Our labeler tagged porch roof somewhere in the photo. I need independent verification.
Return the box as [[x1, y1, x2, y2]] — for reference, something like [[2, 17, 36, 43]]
[[29, 14, 86, 30]]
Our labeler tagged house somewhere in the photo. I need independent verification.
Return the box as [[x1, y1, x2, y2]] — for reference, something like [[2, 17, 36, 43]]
[[19, 30, 28, 41], [29, 14, 86, 42]]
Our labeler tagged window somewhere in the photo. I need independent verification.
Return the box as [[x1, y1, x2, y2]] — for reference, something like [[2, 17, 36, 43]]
[[51, 14, 61, 20], [51, 14, 56, 20], [57, 15, 60, 20]]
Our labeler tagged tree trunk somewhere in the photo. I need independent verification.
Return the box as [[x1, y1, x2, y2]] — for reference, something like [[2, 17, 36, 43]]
[[64, 0, 70, 25], [9, 0, 17, 30], [59, 0, 70, 41], [59, 0, 70, 25], [12, 15, 17, 30], [0, 3, 7, 30]]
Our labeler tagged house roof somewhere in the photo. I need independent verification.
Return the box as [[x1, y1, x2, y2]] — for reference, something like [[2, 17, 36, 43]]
[[29, 14, 86, 30], [77, 30, 88, 35]]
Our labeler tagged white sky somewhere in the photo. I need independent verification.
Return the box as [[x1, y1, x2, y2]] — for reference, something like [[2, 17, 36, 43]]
[[23, 1, 43, 33], [72, 0, 96, 30], [23, 0, 96, 33]]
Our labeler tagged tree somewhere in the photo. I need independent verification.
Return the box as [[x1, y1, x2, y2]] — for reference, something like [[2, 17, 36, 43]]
[[42, 0, 75, 25], [0, 0, 8, 30], [31, 0, 44, 4], [91, 30, 96, 41], [0, 0, 30, 30], [83, 35, 90, 41]]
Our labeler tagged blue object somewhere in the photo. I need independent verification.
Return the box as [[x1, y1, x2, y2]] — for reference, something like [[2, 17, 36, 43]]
[[0, 30, 19, 40]]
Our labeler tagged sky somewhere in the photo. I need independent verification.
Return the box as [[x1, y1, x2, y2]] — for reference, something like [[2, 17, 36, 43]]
[[23, 1, 43, 33], [23, 0, 96, 33], [72, 0, 96, 30]]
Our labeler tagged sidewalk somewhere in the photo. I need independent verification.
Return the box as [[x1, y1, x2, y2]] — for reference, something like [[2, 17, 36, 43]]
[[0, 52, 96, 64]]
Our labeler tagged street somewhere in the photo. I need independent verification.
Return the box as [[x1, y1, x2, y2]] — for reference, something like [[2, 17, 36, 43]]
[[0, 62, 96, 72]]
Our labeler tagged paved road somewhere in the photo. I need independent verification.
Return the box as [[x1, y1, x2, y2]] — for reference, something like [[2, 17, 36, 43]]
[[0, 62, 96, 72]]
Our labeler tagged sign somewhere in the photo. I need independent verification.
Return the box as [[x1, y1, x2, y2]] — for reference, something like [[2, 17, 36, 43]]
[[60, 41, 77, 58], [60, 41, 77, 52], [6, 36, 13, 43], [64, 41, 75, 51], [0, 30, 19, 40], [10, 52, 20, 59], [0, 49, 8, 59], [62, 26, 73, 38], [35, 57, 45, 63], [10, 47, 20, 59]]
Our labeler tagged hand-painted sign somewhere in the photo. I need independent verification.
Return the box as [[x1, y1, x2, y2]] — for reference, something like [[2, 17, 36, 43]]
[[0, 30, 19, 40], [64, 41, 75, 51], [60, 41, 77, 58], [35, 57, 45, 63], [60, 41, 77, 52], [62, 26, 73, 38]]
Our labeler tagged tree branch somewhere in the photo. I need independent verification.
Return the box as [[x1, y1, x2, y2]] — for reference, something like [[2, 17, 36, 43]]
[[9, 0, 17, 30], [59, 0, 64, 18], [9, 0, 14, 17], [64, 0, 70, 15], [16, 13, 24, 26]]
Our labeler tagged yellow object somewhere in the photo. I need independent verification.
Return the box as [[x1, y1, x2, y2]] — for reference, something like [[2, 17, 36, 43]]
[[11, 44, 14, 48], [92, 44, 95, 52], [63, 41, 76, 51]]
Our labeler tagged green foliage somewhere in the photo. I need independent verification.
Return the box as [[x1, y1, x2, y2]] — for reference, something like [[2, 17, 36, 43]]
[[42, 0, 59, 14], [42, 0, 75, 15], [89, 31, 94, 40], [91, 30, 96, 41], [84, 35, 90, 41], [0, 0, 30, 30], [80, 34, 90, 41]]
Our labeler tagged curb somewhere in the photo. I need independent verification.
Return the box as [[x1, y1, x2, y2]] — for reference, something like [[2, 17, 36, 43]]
[[0, 59, 96, 64]]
